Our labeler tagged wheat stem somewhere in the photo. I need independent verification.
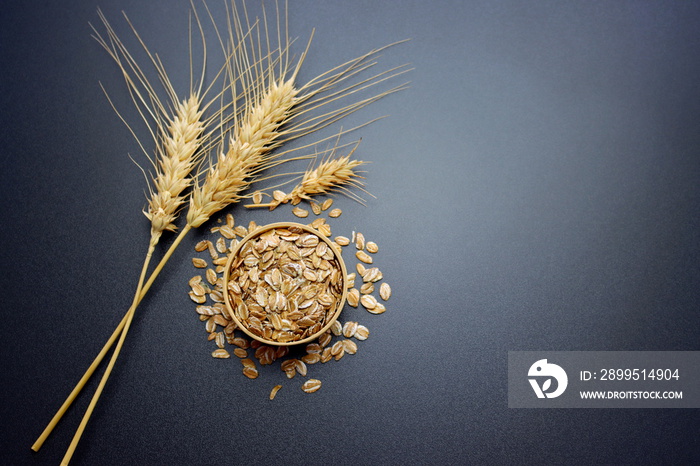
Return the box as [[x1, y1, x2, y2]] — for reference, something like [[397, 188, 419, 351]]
[[59, 236, 153, 465], [32, 226, 191, 453]]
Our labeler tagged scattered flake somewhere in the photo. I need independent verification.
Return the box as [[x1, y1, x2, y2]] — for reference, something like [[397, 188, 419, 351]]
[[269, 384, 282, 400], [302, 353, 321, 364], [334, 236, 350, 246], [320, 347, 333, 363], [360, 294, 378, 310], [354, 325, 370, 340], [355, 232, 365, 250], [192, 257, 208, 268], [380, 283, 391, 301], [343, 321, 358, 338], [363, 267, 383, 283], [360, 282, 375, 295], [367, 302, 386, 315], [356, 250, 373, 264], [220, 225, 236, 239], [342, 339, 358, 355], [206, 268, 218, 286], [301, 379, 322, 393], [347, 288, 360, 307], [212, 349, 230, 359]]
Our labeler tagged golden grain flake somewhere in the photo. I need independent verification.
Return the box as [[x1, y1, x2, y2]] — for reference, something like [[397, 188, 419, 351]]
[[354, 325, 370, 340], [206, 268, 218, 286], [356, 250, 373, 264], [334, 236, 350, 246], [302, 353, 321, 364], [310, 201, 322, 216], [343, 321, 358, 338], [380, 282, 391, 301], [220, 225, 236, 239], [355, 232, 365, 250], [302, 379, 322, 393], [192, 257, 208, 268], [292, 207, 309, 218], [360, 294, 378, 310], [342, 339, 358, 354], [212, 349, 230, 359], [367, 302, 386, 315], [216, 237, 228, 254], [347, 288, 360, 307], [269, 384, 283, 400]]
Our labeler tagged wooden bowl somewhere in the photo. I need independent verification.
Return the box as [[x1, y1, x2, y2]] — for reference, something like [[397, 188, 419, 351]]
[[223, 222, 348, 346]]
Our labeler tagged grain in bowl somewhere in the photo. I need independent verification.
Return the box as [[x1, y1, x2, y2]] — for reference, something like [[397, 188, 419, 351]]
[[223, 222, 348, 346]]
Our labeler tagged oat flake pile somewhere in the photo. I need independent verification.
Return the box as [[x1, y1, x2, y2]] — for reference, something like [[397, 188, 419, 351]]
[[190, 200, 392, 397]]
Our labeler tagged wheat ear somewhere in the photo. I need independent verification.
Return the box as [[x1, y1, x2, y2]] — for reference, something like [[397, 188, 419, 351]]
[[247, 140, 368, 209], [145, 95, 206, 237], [290, 156, 366, 204], [187, 78, 299, 227]]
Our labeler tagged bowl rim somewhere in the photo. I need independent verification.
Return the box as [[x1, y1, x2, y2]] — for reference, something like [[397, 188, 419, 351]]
[[222, 221, 348, 346]]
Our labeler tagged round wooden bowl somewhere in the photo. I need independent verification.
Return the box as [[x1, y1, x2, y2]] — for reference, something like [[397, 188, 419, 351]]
[[223, 222, 348, 346]]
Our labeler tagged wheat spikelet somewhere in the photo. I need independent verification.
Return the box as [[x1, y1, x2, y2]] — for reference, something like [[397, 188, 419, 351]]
[[187, 78, 299, 227], [93, 8, 234, 238], [289, 155, 365, 204], [275, 139, 368, 208], [145, 95, 205, 236]]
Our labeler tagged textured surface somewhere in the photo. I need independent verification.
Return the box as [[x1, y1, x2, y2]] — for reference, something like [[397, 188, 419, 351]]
[[1, 1, 699, 465]]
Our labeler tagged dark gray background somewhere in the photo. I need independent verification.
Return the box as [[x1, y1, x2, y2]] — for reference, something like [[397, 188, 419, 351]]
[[1, 1, 699, 465]]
